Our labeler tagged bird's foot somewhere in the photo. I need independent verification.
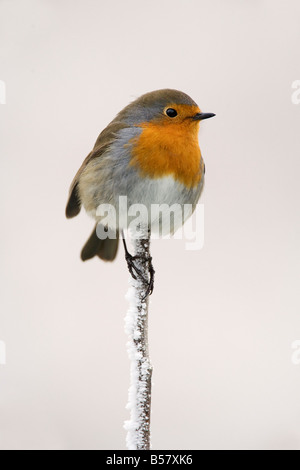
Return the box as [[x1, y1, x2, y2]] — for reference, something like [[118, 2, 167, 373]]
[[122, 231, 155, 299], [125, 252, 155, 300], [125, 252, 145, 282]]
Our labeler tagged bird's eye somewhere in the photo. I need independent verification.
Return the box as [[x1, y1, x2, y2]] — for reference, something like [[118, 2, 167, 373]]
[[165, 108, 178, 118]]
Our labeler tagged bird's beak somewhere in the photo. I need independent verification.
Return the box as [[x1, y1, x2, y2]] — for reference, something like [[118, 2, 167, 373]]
[[193, 112, 216, 121]]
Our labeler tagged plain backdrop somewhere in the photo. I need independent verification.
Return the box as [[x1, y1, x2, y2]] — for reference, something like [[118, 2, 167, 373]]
[[1, 0, 300, 450]]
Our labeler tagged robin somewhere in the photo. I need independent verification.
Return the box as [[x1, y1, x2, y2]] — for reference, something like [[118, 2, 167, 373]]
[[66, 89, 215, 295]]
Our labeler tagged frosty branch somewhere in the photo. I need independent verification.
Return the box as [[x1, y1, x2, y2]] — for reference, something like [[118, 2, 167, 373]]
[[124, 229, 153, 450]]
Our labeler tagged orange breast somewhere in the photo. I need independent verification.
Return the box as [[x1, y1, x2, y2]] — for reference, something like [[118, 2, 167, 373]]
[[128, 120, 203, 188]]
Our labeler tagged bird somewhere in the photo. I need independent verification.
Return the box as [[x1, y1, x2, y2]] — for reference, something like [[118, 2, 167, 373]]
[[65, 89, 215, 295]]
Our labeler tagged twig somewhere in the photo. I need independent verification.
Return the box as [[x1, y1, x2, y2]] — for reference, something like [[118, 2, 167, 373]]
[[124, 229, 153, 450]]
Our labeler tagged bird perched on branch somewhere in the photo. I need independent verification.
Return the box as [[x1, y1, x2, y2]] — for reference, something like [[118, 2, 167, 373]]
[[66, 89, 215, 295]]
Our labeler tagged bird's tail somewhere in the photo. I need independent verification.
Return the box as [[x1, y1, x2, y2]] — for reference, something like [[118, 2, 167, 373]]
[[81, 225, 119, 262]]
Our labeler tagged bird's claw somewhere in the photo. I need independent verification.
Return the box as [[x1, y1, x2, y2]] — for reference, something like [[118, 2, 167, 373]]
[[142, 258, 155, 300], [125, 252, 155, 300], [125, 253, 145, 282]]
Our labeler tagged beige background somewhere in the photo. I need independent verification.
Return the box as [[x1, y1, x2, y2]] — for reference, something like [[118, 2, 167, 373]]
[[1, 0, 300, 450]]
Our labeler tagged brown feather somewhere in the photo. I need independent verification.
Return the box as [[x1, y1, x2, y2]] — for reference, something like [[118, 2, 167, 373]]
[[65, 121, 129, 219], [81, 225, 119, 262], [65, 182, 81, 218]]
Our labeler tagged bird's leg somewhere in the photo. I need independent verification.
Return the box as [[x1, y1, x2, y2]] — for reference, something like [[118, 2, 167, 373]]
[[122, 232, 145, 281], [122, 230, 155, 297]]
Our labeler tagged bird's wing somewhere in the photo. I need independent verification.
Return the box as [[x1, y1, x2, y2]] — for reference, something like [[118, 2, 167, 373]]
[[65, 121, 127, 219]]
